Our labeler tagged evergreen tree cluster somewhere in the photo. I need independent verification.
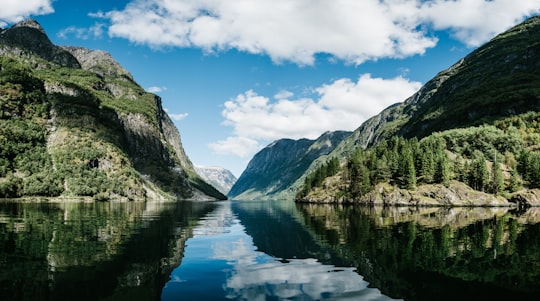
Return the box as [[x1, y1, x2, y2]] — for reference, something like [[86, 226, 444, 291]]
[[296, 157, 339, 198], [296, 113, 540, 201]]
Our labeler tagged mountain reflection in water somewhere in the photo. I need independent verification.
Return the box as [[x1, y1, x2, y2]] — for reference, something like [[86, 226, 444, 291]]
[[0, 200, 216, 301], [162, 201, 400, 301], [2, 200, 540, 301]]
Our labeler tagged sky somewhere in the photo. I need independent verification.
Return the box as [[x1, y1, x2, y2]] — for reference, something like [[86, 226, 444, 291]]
[[1, 0, 539, 177]]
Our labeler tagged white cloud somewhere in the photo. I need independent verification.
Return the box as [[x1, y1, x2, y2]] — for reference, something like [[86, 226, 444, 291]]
[[212, 74, 421, 157], [146, 86, 167, 93], [93, 0, 539, 65], [0, 0, 54, 27], [419, 0, 540, 46], [169, 113, 189, 121], [274, 90, 294, 100], [164, 108, 188, 121], [209, 136, 262, 158], [57, 23, 105, 40]]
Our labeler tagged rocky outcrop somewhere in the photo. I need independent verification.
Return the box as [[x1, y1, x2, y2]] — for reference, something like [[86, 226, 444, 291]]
[[510, 189, 540, 207], [61, 46, 133, 79], [0, 19, 80, 68], [299, 181, 514, 207], [0, 19, 225, 201]]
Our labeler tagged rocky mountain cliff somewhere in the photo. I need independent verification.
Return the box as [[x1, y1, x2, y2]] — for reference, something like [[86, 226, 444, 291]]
[[295, 16, 540, 206], [228, 131, 351, 200], [230, 16, 540, 204], [0, 19, 225, 201], [333, 16, 540, 157], [195, 166, 237, 195]]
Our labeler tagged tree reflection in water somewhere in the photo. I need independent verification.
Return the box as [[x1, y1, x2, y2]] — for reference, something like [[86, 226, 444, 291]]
[[294, 204, 540, 301]]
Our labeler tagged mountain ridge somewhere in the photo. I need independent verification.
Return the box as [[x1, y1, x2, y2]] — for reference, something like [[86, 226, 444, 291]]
[[0, 19, 225, 201], [228, 130, 351, 200], [294, 16, 540, 205], [231, 16, 540, 204]]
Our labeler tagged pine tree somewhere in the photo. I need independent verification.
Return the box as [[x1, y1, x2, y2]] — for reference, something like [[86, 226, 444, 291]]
[[491, 160, 504, 195], [435, 153, 451, 186], [469, 151, 489, 192], [508, 167, 521, 192], [399, 143, 416, 190]]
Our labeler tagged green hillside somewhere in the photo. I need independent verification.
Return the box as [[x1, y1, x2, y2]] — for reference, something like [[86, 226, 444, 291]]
[[0, 20, 225, 201], [296, 16, 540, 206]]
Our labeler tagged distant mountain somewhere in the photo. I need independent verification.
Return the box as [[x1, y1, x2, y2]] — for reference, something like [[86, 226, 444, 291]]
[[195, 166, 237, 195], [228, 131, 351, 200], [0, 19, 225, 201]]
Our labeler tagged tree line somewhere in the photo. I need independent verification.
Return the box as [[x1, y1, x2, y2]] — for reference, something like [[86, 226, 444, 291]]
[[296, 115, 540, 201]]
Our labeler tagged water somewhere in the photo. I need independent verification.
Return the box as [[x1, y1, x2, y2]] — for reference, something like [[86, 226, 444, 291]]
[[1, 199, 540, 301]]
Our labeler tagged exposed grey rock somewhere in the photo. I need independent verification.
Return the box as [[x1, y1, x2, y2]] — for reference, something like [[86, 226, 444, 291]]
[[195, 166, 237, 195], [61, 46, 133, 80], [0, 19, 80, 68]]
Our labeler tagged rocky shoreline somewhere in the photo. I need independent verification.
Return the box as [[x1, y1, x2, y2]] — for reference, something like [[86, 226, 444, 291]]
[[297, 180, 540, 207]]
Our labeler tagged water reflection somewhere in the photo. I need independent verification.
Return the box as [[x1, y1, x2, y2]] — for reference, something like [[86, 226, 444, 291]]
[[295, 204, 540, 301], [3, 199, 540, 301], [0, 200, 216, 301], [163, 201, 400, 301]]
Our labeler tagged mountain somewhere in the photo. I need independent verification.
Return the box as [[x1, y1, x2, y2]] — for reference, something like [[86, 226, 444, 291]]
[[335, 16, 540, 156], [0, 19, 226, 201], [295, 16, 540, 206], [228, 131, 351, 200], [194, 166, 237, 195], [230, 16, 540, 204]]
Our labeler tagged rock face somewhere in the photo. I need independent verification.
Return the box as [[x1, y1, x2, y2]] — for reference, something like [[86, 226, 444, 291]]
[[295, 16, 540, 206], [334, 16, 540, 156], [0, 19, 80, 68], [229, 131, 351, 200], [0, 19, 225, 201], [299, 181, 512, 207], [195, 166, 237, 195]]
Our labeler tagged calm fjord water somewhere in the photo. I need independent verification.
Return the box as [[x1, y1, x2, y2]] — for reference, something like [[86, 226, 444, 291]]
[[1, 200, 539, 300]]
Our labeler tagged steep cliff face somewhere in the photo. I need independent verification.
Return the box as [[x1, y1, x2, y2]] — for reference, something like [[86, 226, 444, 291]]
[[296, 16, 540, 205], [0, 19, 225, 201], [333, 16, 540, 157], [229, 131, 351, 200]]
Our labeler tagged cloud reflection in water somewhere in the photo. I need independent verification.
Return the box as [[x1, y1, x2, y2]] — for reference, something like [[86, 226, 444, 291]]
[[199, 202, 402, 301]]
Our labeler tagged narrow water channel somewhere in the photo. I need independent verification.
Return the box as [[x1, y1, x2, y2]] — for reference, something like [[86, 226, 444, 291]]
[[161, 201, 397, 301], [1, 199, 540, 300]]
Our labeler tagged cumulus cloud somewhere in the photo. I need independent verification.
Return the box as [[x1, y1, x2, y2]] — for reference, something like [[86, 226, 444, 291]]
[[93, 0, 539, 65], [164, 108, 189, 121], [57, 23, 105, 40], [146, 86, 167, 93], [210, 74, 421, 157], [0, 0, 54, 27], [209, 136, 261, 158], [419, 0, 540, 46]]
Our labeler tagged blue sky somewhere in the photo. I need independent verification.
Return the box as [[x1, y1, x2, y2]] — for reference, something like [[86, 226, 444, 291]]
[[1, 0, 539, 177]]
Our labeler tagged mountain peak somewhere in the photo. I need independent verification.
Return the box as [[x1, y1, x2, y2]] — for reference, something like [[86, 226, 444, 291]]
[[11, 19, 46, 34], [0, 19, 80, 68]]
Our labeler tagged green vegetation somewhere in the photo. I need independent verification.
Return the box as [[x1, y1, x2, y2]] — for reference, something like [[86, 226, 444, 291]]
[[0, 45, 224, 200], [297, 113, 540, 201], [296, 204, 540, 299]]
